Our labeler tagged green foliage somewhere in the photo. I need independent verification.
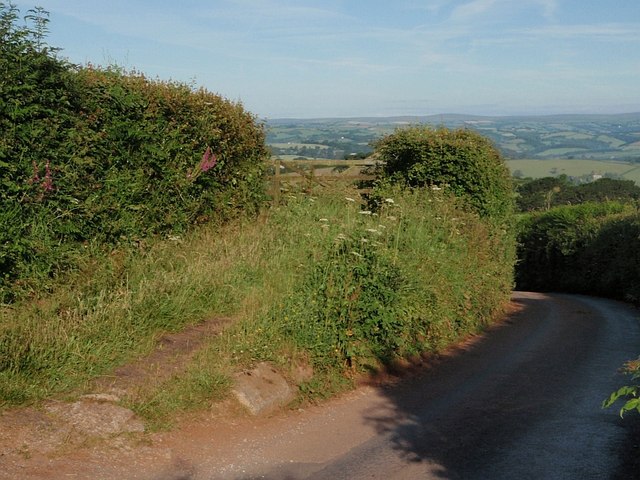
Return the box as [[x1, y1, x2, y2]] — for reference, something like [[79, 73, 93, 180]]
[[0, 185, 515, 414], [516, 202, 640, 302], [603, 359, 640, 417], [516, 176, 640, 212], [0, 4, 268, 302], [255, 186, 515, 376], [373, 126, 514, 220]]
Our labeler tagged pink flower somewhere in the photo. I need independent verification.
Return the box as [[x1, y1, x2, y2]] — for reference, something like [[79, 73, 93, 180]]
[[42, 160, 53, 192], [28, 161, 40, 184], [200, 147, 217, 172]]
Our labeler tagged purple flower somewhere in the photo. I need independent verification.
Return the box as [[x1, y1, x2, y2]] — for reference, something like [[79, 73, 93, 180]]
[[42, 160, 53, 192], [200, 147, 217, 172], [28, 161, 40, 184]]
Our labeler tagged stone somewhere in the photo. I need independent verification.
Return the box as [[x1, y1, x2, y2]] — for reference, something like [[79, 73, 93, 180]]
[[232, 362, 294, 415], [46, 399, 145, 437]]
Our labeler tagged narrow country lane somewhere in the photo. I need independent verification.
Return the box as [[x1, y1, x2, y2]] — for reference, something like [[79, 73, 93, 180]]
[[218, 292, 640, 480], [3, 292, 639, 480]]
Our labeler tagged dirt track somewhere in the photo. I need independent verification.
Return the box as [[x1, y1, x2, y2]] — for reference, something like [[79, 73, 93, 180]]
[[2, 292, 639, 479]]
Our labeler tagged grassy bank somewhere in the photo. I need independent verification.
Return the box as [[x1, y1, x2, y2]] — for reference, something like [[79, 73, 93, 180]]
[[1, 185, 514, 424]]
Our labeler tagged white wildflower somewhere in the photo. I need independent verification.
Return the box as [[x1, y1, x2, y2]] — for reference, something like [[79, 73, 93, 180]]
[[384, 198, 395, 204], [359, 210, 372, 215], [351, 251, 363, 258], [319, 218, 329, 222], [345, 197, 356, 202], [360, 238, 369, 243], [431, 185, 442, 191], [366, 228, 379, 234]]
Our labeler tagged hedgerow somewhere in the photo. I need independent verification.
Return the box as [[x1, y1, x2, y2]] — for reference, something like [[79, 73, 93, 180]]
[[373, 126, 514, 221], [0, 4, 268, 302], [515, 202, 640, 302]]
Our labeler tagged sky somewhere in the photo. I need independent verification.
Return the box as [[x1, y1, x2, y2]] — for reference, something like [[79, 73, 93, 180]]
[[9, 0, 640, 119]]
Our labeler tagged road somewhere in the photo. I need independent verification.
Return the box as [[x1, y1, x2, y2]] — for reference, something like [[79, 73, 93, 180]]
[[209, 292, 640, 480], [4, 292, 638, 479]]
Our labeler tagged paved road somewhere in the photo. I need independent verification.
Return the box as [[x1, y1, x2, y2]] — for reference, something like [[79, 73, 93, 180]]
[[230, 292, 640, 480]]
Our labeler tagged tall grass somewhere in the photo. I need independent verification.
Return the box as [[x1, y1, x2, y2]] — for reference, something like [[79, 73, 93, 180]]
[[1, 185, 515, 424]]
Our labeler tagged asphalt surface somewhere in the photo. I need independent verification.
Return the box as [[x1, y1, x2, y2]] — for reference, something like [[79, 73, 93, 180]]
[[242, 292, 640, 480]]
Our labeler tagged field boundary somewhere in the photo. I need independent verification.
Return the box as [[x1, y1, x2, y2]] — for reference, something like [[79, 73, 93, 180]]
[[268, 158, 379, 202]]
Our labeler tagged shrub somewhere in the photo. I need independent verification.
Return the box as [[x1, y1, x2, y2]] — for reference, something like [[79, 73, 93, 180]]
[[0, 4, 268, 301], [373, 126, 514, 220], [515, 202, 640, 302], [516, 176, 640, 212]]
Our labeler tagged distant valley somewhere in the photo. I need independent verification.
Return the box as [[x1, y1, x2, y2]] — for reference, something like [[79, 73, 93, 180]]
[[267, 112, 640, 161], [266, 112, 640, 183]]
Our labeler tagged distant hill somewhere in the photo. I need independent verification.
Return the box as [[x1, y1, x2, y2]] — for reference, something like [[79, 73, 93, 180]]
[[266, 112, 640, 162]]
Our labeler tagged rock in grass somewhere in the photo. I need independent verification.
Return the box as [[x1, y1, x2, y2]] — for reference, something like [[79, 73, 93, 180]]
[[232, 362, 294, 415]]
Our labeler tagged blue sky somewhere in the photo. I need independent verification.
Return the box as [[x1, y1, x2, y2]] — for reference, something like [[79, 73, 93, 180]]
[[10, 0, 640, 118]]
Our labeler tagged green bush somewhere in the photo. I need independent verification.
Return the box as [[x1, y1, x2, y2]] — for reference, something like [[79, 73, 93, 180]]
[[516, 202, 640, 302], [374, 126, 514, 220], [0, 4, 268, 301], [263, 185, 515, 374]]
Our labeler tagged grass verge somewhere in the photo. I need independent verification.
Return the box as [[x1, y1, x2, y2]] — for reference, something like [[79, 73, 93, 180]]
[[1, 185, 515, 427]]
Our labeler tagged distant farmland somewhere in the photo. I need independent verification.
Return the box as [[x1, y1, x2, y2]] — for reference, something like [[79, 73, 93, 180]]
[[507, 159, 640, 184]]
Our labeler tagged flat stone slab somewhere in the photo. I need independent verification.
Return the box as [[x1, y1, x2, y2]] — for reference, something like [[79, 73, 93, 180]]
[[46, 397, 145, 437], [233, 362, 294, 415]]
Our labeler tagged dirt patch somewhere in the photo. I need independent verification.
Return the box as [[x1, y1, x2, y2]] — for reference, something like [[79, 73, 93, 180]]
[[91, 316, 232, 396], [0, 316, 234, 479]]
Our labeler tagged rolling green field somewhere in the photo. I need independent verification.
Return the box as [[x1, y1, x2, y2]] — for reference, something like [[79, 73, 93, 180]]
[[507, 159, 640, 185]]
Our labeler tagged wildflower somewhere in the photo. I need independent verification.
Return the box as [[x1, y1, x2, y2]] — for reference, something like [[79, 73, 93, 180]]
[[384, 198, 395, 204], [359, 210, 372, 215], [28, 161, 40, 184], [431, 185, 442, 191], [335, 233, 347, 241], [366, 228, 380, 234], [351, 251, 363, 258], [361, 238, 368, 243], [200, 146, 217, 172], [345, 197, 356, 202], [319, 218, 329, 222], [378, 225, 386, 229], [42, 160, 53, 192]]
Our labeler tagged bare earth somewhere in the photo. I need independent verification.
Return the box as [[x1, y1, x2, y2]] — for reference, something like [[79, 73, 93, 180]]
[[1, 292, 639, 479]]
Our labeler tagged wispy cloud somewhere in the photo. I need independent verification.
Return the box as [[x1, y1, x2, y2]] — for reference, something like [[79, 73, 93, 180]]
[[522, 22, 640, 40], [450, 0, 499, 22]]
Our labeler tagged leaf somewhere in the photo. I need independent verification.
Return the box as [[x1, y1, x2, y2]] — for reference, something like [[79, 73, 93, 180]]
[[603, 385, 637, 408], [620, 398, 640, 418]]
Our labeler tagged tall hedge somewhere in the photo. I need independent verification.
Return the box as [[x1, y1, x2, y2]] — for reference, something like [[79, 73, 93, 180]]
[[515, 202, 640, 303], [0, 4, 268, 301], [374, 126, 514, 220]]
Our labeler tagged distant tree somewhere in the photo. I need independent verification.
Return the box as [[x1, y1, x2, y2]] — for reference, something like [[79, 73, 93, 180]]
[[516, 176, 640, 212], [516, 176, 571, 212]]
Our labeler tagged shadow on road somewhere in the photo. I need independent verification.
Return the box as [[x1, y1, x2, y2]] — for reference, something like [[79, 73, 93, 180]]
[[233, 293, 640, 479], [356, 292, 640, 479]]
